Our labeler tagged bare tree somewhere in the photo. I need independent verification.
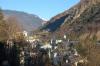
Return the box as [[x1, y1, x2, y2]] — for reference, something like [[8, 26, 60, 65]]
[[5, 16, 24, 41], [0, 9, 9, 41]]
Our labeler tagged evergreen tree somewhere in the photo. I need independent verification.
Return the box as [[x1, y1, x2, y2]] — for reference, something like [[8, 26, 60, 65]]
[[0, 42, 6, 66]]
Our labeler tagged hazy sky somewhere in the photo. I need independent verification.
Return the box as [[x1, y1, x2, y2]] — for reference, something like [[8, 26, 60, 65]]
[[0, 0, 80, 20]]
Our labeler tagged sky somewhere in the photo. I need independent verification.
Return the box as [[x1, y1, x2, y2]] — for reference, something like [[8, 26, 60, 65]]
[[0, 0, 80, 20]]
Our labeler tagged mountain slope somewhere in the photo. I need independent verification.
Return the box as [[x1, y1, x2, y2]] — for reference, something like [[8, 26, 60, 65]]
[[42, 0, 100, 39], [60, 0, 100, 38], [3, 10, 43, 32]]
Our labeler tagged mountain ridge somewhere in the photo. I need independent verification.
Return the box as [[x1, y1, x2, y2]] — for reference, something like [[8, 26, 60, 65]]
[[3, 10, 44, 32], [41, 0, 100, 40]]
